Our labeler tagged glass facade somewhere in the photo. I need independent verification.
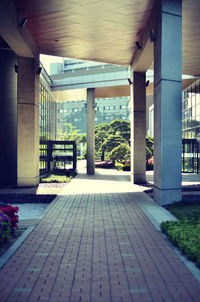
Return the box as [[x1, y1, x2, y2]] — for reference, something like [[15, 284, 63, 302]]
[[182, 79, 200, 139], [39, 80, 57, 172], [182, 79, 200, 173], [40, 81, 57, 141]]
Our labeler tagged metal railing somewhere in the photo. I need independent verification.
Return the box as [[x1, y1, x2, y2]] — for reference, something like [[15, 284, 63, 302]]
[[40, 140, 77, 174]]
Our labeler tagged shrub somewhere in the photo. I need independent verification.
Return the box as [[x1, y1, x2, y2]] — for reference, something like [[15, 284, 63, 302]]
[[122, 164, 130, 171], [146, 158, 154, 170], [146, 136, 154, 160], [0, 205, 19, 231], [109, 143, 130, 165], [161, 218, 200, 267], [40, 171, 74, 183], [0, 211, 11, 242], [95, 161, 114, 169]]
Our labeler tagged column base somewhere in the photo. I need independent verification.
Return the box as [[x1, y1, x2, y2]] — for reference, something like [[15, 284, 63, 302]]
[[154, 187, 182, 206], [131, 173, 146, 184], [17, 175, 39, 187], [87, 166, 95, 175]]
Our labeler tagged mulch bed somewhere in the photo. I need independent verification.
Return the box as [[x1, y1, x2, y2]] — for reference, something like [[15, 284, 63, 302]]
[[0, 228, 26, 258], [0, 194, 57, 204]]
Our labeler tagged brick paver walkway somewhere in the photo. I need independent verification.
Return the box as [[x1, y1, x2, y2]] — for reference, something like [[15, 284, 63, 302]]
[[0, 170, 200, 301]]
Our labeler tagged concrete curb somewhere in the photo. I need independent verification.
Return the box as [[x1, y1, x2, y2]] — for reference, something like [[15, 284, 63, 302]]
[[137, 192, 200, 283], [0, 193, 62, 269]]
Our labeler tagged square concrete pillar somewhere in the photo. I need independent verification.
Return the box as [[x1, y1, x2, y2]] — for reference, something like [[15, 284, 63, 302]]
[[154, 0, 182, 205], [130, 72, 146, 184], [0, 49, 17, 185], [17, 56, 40, 186], [87, 88, 95, 175]]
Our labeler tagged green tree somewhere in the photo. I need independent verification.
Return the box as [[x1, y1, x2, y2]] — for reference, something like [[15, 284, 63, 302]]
[[60, 123, 80, 141], [95, 130, 109, 160], [94, 119, 130, 160], [95, 122, 111, 134], [101, 134, 126, 153], [94, 119, 153, 164], [95, 122, 111, 160], [109, 119, 130, 142], [109, 143, 130, 165]]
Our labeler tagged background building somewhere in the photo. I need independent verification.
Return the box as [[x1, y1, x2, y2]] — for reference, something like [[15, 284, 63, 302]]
[[51, 58, 131, 136], [57, 96, 130, 135]]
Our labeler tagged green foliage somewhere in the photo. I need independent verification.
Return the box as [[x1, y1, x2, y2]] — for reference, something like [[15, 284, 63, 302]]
[[0, 211, 11, 242], [95, 123, 111, 134], [146, 136, 154, 159], [109, 119, 130, 142], [79, 134, 87, 144], [122, 163, 131, 171], [59, 123, 81, 142], [162, 201, 200, 267], [94, 120, 153, 163], [146, 162, 154, 171], [95, 130, 109, 160], [161, 218, 200, 267], [101, 134, 126, 153], [109, 143, 130, 164], [94, 120, 130, 161], [40, 171, 76, 183], [166, 201, 200, 220]]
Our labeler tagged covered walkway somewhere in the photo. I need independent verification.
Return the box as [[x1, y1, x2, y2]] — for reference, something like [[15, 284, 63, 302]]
[[0, 168, 200, 302]]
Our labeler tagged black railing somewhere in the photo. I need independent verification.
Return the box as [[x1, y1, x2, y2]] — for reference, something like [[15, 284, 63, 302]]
[[40, 140, 77, 174]]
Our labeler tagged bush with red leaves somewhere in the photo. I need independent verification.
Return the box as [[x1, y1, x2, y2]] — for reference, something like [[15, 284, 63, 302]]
[[0, 205, 19, 231]]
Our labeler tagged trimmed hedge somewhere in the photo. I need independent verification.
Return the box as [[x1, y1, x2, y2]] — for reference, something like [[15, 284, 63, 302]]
[[161, 218, 200, 267]]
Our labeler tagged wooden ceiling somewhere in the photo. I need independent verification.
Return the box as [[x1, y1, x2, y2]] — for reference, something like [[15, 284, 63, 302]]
[[13, 0, 155, 66], [2, 0, 200, 76]]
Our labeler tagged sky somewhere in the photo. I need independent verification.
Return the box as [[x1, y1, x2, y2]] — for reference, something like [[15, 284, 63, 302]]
[[40, 54, 63, 74]]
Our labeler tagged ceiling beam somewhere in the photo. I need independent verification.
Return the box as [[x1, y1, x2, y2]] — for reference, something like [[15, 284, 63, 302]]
[[0, 0, 38, 58], [131, 1, 158, 73]]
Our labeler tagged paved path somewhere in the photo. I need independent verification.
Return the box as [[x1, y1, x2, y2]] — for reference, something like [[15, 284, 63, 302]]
[[0, 169, 200, 302]]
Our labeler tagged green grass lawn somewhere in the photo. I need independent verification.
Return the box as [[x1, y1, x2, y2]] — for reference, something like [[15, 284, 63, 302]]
[[165, 201, 200, 219], [162, 201, 200, 267]]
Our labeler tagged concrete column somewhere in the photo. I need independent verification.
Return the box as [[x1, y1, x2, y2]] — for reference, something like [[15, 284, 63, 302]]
[[17, 56, 40, 186], [130, 72, 146, 184], [0, 49, 17, 185], [154, 0, 182, 205], [86, 88, 95, 175]]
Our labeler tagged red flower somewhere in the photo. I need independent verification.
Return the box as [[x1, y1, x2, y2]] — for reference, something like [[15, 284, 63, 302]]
[[0, 205, 19, 230], [147, 158, 154, 164]]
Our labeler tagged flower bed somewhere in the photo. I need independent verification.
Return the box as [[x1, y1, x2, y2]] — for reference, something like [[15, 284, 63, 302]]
[[0, 211, 11, 242], [0, 205, 19, 234]]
